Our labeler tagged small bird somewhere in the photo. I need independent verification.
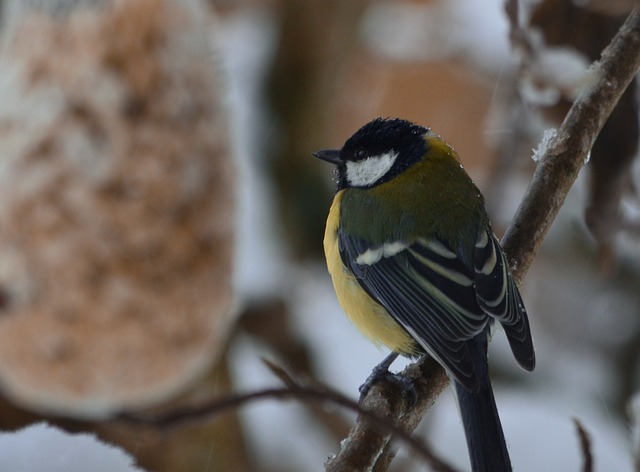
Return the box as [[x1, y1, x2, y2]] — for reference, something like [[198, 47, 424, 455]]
[[315, 118, 535, 472]]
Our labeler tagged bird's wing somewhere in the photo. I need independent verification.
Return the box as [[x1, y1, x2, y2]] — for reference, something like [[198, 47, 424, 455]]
[[474, 230, 535, 371], [339, 230, 488, 391]]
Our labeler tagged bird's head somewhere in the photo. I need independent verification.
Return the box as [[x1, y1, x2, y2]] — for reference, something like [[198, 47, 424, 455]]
[[314, 118, 430, 190]]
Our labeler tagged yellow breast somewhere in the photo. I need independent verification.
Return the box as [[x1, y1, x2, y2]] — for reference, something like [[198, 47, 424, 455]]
[[323, 190, 418, 355]]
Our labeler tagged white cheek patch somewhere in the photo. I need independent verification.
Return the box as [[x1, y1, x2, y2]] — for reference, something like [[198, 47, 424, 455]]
[[345, 151, 398, 187]]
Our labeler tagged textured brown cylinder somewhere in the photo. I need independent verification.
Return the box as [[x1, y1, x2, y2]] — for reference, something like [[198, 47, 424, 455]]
[[0, 0, 235, 417]]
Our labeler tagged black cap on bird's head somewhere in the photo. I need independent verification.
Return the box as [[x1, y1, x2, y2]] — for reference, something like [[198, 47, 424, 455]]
[[314, 118, 429, 190]]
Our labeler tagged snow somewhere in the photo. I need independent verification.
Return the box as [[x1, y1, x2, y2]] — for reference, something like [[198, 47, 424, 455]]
[[532, 128, 557, 162], [427, 388, 632, 472], [0, 423, 144, 472], [217, 8, 284, 301], [361, 0, 515, 73], [519, 44, 592, 106]]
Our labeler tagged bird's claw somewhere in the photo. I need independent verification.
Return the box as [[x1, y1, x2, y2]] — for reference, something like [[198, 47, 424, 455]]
[[359, 365, 418, 407]]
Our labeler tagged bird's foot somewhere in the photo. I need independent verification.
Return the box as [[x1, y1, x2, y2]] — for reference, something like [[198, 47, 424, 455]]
[[358, 353, 418, 407]]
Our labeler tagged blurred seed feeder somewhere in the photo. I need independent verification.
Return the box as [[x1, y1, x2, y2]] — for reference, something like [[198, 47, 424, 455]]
[[0, 0, 236, 418]]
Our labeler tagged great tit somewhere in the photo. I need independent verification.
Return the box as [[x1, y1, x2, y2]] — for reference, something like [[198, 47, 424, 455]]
[[315, 118, 535, 472]]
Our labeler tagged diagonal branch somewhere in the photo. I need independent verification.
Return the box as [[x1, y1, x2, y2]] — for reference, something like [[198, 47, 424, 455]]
[[502, 8, 640, 280], [326, 8, 640, 471]]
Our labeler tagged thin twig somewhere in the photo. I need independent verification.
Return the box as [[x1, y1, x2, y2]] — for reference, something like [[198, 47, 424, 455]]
[[573, 418, 594, 472], [504, 0, 535, 58], [118, 362, 458, 472], [328, 8, 640, 471]]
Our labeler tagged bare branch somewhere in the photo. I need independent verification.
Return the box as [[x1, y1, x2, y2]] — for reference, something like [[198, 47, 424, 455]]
[[328, 7, 640, 470]]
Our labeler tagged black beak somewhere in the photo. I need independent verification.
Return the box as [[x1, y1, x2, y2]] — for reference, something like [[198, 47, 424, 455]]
[[313, 149, 342, 165]]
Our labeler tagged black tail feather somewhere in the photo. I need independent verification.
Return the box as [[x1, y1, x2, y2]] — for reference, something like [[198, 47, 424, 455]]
[[454, 334, 512, 472]]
